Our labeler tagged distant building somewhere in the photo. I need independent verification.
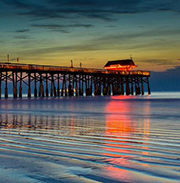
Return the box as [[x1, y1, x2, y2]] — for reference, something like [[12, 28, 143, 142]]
[[104, 59, 137, 71]]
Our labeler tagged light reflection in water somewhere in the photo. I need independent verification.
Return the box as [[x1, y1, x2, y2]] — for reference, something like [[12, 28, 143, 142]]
[[0, 98, 108, 135], [102, 96, 151, 181], [0, 97, 151, 182], [0, 113, 106, 136], [0, 96, 179, 183], [0, 96, 179, 182]]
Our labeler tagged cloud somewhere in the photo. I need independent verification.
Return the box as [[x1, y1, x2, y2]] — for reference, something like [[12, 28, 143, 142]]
[[13, 35, 31, 39], [15, 26, 180, 55], [31, 23, 93, 33], [93, 28, 180, 43], [18, 44, 103, 55], [15, 29, 30, 33], [1, 0, 180, 21], [68, 27, 180, 52], [0, 0, 31, 9], [138, 59, 180, 66]]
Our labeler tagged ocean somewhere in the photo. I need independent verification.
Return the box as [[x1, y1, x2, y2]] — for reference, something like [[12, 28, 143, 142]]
[[0, 92, 179, 183]]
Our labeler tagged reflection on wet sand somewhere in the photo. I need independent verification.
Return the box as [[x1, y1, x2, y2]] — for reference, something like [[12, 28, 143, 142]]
[[0, 96, 179, 183], [0, 113, 106, 136], [101, 97, 151, 182]]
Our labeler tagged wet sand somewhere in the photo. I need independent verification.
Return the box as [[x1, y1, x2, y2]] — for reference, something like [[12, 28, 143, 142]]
[[0, 92, 180, 182]]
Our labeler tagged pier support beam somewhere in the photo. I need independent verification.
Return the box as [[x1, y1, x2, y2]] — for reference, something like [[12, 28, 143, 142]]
[[125, 77, 130, 95], [98, 79, 102, 95], [141, 78, 144, 95], [72, 75, 75, 96], [112, 81, 116, 95], [41, 74, 45, 97], [52, 74, 57, 97], [147, 77, 151, 95], [75, 76, 78, 96], [57, 74, 60, 97], [79, 75, 83, 96], [103, 77, 108, 96], [50, 74, 53, 97], [34, 73, 37, 97], [85, 75, 90, 96], [61, 74, 65, 96], [46, 73, 49, 97], [94, 79, 97, 96], [89, 76, 93, 96], [5, 71, 8, 98], [13, 72, 17, 98], [85, 75, 88, 96], [64, 75, 67, 97], [121, 81, 124, 95], [135, 78, 138, 95], [19, 72, 22, 98], [39, 73, 44, 97], [107, 78, 111, 96], [15, 72, 18, 98], [94, 78, 101, 96], [52, 74, 56, 97], [137, 78, 141, 95], [130, 78, 134, 95], [68, 74, 73, 96], [28, 73, 31, 98], [81, 75, 84, 96], [0, 72, 1, 98], [13, 72, 16, 98]]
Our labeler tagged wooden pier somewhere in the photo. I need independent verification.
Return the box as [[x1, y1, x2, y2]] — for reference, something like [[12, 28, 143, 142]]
[[0, 62, 150, 98]]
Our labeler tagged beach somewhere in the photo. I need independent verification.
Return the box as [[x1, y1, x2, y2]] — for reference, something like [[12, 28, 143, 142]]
[[0, 92, 180, 183]]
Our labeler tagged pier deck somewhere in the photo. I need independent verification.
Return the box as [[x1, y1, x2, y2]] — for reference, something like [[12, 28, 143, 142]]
[[0, 63, 150, 98]]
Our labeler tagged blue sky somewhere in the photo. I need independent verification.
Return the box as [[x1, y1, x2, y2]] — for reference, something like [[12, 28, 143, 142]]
[[0, 0, 180, 74]]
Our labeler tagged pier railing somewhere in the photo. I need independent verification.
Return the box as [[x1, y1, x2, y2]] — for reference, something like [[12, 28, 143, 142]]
[[0, 62, 150, 76]]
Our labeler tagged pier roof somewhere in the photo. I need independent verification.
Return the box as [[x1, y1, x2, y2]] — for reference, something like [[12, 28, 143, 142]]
[[104, 59, 136, 67]]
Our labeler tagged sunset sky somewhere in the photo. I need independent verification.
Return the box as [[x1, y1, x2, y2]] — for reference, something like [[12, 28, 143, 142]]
[[0, 0, 180, 74]]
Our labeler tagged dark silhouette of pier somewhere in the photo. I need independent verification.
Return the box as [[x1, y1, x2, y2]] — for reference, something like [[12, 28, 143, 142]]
[[0, 63, 150, 98]]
